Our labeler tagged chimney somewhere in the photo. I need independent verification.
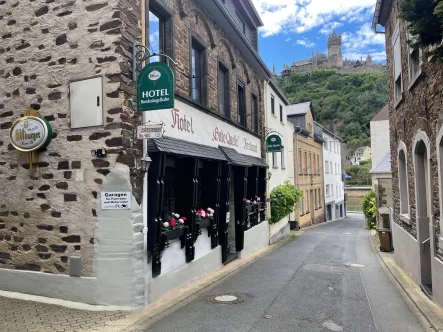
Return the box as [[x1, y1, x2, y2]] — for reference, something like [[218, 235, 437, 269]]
[[329, 120, 335, 134]]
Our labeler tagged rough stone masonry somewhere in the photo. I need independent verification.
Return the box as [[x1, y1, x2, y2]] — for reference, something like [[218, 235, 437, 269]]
[[0, 0, 142, 277]]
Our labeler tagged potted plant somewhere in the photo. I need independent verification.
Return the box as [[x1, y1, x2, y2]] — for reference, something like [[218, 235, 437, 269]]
[[161, 213, 187, 241], [196, 208, 214, 230]]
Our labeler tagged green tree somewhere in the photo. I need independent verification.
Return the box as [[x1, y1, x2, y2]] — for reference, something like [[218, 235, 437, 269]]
[[362, 191, 377, 229], [278, 70, 388, 147], [401, 0, 443, 59]]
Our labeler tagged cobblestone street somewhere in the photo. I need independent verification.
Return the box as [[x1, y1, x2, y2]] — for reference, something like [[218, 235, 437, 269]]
[[0, 296, 130, 332]]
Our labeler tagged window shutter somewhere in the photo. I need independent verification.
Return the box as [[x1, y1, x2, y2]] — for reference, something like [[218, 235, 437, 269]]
[[393, 27, 402, 80]]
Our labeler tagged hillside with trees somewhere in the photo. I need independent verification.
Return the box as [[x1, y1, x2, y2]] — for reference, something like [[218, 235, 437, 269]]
[[277, 70, 388, 150]]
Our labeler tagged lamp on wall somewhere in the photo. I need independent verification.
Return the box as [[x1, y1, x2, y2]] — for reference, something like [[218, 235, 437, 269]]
[[133, 154, 152, 176], [267, 171, 272, 180]]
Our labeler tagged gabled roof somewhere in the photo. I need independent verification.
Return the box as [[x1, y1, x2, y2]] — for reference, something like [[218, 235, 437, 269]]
[[372, 0, 393, 28], [287, 102, 311, 116], [371, 104, 389, 122], [370, 152, 391, 174]]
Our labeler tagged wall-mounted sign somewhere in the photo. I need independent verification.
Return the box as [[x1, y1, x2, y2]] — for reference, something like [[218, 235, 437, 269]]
[[266, 134, 282, 152], [9, 116, 52, 152], [137, 123, 164, 139], [137, 62, 174, 112], [101, 192, 132, 210]]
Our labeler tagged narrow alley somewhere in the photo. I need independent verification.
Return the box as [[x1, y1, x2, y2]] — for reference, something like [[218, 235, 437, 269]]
[[142, 214, 424, 332]]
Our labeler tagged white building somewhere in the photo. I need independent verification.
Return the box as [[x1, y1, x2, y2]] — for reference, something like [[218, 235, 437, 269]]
[[370, 104, 390, 168], [350, 146, 372, 165], [265, 80, 295, 243], [318, 123, 345, 220]]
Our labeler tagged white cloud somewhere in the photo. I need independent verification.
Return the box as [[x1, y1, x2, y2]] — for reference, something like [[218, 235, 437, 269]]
[[295, 37, 316, 48], [319, 22, 343, 35], [285, 37, 292, 42], [341, 23, 386, 62], [251, 0, 376, 37]]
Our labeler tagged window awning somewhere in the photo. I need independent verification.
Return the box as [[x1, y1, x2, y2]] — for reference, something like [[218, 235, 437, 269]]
[[219, 146, 252, 166], [147, 137, 227, 161], [242, 154, 267, 167]]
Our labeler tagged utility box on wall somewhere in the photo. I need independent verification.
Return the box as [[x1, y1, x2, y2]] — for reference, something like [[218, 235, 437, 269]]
[[70, 77, 103, 129]]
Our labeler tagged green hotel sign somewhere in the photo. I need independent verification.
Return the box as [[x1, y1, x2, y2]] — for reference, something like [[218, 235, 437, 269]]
[[137, 62, 174, 112], [266, 134, 282, 152]]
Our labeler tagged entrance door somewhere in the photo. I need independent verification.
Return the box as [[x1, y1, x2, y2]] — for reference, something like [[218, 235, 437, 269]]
[[327, 205, 332, 221], [340, 204, 343, 218], [415, 140, 432, 296], [219, 165, 232, 264]]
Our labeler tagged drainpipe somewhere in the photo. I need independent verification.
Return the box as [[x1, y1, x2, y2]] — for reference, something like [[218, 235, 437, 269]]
[[294, 126, 301, 224], [264, 80, 271, 230]]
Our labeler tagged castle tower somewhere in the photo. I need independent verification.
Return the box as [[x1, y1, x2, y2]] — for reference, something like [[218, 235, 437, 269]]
[[271, 62, 278, 80], [327, 29, 343, 68]]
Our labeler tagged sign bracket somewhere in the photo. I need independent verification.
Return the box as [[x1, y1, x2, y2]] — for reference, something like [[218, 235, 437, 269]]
[[132, 42, 177, 82]]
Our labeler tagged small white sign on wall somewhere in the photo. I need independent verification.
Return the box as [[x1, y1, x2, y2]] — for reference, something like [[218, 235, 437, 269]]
[[226, 212, 230, 223], [101, 192, 132, 210]]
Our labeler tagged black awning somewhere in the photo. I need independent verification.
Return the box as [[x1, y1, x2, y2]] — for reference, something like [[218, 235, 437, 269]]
[[219, 146, 252, 166], [242, 154, 267, 167], [147, 137, 227, 161]]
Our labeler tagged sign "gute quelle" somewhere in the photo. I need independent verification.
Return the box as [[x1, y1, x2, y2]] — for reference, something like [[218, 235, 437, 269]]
[[137, 62, 175, 112], [9, 116, 52, 152]]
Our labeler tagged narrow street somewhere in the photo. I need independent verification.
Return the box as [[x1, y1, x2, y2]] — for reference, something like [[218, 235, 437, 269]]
[[144, 214, 424, 332]]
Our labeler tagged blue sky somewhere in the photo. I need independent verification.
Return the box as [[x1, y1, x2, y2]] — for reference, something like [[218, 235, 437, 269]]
[[251, 0, 387, 74]]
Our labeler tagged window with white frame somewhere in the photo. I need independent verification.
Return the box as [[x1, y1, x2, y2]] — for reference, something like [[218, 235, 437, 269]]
[[392, 23, 403, 104], [326, 184, 330, 196], [272, 152, 277, 168], [398, 148, 410, 216], [300, 195, 304, 215], [325, 161, 329, 174], [281, 146, 286, 169], [407, 29, 422, 86]]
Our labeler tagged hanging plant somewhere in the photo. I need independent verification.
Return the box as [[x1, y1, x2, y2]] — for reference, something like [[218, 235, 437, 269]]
[[162, 213, 187, 232], [196, 208, 214, 229]]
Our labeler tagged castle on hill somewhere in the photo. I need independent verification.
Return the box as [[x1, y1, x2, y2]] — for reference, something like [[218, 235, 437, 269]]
[[274, 30, 386, 77]]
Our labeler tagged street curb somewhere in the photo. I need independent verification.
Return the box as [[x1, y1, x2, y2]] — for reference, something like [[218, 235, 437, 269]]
[[121, 230, 302, 331], [368, 230, 442, 331]]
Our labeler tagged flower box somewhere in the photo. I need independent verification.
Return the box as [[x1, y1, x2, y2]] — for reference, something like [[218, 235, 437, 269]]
[[197, 218, 212, 230], [162, 227, 186, 241]]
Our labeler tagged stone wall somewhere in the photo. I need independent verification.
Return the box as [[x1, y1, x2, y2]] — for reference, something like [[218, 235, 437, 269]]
[[0, 0, 142, 276], [384, 2, 443, 248], [160, 0, 265, 149]]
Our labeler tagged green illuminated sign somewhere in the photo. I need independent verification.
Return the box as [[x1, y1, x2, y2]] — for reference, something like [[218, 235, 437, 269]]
[[266, 134, 282, 152], [137, 62, 174, 112]]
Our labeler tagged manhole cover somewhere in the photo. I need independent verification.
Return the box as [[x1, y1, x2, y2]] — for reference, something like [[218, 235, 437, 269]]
[[206, 294, 246, 304]]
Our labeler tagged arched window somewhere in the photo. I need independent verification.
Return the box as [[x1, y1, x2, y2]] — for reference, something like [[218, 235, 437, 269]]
[[398, 145, 410, 218]]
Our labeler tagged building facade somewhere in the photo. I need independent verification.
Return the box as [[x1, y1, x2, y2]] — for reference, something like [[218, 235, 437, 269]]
[[370, 104, 390, 168], [319, 123, 345, 221], [287, 102, 325, 227], [265, 80, 294, 243], [370, 105, 392, 228], [374, 0, 443, 308], [350, 146, 372, 165], [0, 0, 271, 308]]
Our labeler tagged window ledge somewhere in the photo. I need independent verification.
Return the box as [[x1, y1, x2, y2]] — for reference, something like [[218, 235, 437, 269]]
[[272, 113, 277, 118], [300, 213, 305, 217], [394, 94, 404, 109], [281, 167, 286, 170], [273, 166, 278, 169], [306, 210, 311, 214], [400, 213, 411, 225], [408, 69, 423, 91]]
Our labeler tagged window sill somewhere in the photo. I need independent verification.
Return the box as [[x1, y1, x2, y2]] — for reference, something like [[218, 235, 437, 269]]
[[408, 69, 423, 91], [273, 166, 278, 169], [306, 210, 310, 214], [272, 113, 277, 118], [394, 94, 404, 109], [400, 213, 411, 225], [282, 167, 286, 170], [300, 213, 305, 217]]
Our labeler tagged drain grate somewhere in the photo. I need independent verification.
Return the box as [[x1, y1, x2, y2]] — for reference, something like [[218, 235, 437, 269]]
[[206, 294, 246, 304]]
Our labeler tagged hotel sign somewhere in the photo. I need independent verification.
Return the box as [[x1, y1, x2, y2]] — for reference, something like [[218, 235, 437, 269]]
[[9, 116, 52, 152], [266, 134, 282, 152], [137, 62, 174, 112]]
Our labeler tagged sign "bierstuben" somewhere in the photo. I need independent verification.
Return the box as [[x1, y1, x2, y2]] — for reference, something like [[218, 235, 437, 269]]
[[137, 62, 175, 112]]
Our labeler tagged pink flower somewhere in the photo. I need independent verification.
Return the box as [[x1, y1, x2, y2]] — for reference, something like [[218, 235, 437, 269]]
[[174, 213, 180, 218], [170, 220, 177, 227], [182, 217, 187, 221], [207, 207, 214, 214], [197, 209, 204, 215], [257, 197, 261, 201], [205, 212, 209, 218], [163, 222, 169, 227], [209, 213, 213, 217], [170, 218, 175, 224], [246, 200, 250, 203], [253, 201, 257, 204], [178, 218, 184, 224]]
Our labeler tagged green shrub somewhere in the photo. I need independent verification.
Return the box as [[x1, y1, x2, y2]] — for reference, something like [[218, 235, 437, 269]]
[[270, 181, 302, 224], [362, 190, 377, 229]]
